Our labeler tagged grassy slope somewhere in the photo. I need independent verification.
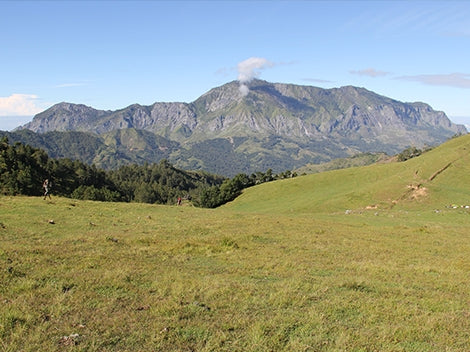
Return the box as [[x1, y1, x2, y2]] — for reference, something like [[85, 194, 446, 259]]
[[1, 135, 470, 351], [294, 153, 389, 176], [226, 134, 470, 214]]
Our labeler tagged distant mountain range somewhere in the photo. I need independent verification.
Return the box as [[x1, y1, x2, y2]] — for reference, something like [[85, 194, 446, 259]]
[[7, 79, 466, 176]]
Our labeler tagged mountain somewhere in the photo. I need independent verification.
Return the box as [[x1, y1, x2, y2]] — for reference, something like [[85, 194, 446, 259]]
[[15, 80, 467, 176]]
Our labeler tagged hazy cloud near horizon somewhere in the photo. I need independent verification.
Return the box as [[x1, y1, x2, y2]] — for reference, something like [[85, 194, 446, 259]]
[[397, 73, 470, 89], [55, 82, 87, 88], [303, 78, 333, 84], [0, 115, 33, 131], [350, 68, 390, 77], [449, 115, 470, 131], [0, 94, 46, 117], [348, 69, 470, 90]]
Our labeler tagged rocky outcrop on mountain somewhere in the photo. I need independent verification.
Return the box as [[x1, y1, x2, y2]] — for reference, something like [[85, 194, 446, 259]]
[[17, 80, 466, 175], [23, 103, 108, 133]]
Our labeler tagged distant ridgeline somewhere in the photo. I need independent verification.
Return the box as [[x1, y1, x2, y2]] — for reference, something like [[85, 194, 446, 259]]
[[12, 80, 466, 176], [0, 137, 297, 208]]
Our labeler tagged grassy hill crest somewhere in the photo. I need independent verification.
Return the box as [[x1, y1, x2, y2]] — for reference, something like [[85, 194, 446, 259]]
[[225, 134, 470, 214]]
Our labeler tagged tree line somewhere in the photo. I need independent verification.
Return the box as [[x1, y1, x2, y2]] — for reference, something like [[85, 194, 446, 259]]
[[0, 137, 297, 208]]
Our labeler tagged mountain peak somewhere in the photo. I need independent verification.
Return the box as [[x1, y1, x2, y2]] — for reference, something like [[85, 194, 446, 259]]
[[15, 80, 467, 175]]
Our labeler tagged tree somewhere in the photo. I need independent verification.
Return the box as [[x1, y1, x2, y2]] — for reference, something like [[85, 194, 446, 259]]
[[397, 147, 422, 162]]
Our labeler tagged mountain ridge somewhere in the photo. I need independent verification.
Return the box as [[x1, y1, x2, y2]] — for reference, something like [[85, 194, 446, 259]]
[[15, 79, 467, 176], [20, 80, 465, 139]]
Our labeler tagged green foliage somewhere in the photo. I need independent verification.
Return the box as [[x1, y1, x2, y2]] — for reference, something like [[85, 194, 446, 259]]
[[193, 185, 221, 208], [0, 138, 219, 203], [0, 137, 50, 196], [71, 185, 121, 202], [397, 146, 423, 162], [194, 175, 247, 209], [0, 138, 232, 206], [108, 160, 225, 205], [195, 170, 296, 208], [1, 138, 301, 208]]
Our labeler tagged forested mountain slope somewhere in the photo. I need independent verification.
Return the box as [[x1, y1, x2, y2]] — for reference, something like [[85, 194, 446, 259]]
[[15, 80, 466, 175]]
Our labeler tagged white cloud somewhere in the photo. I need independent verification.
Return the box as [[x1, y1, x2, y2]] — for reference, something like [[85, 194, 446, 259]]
[[239, 84, 250, 96], [237, 57, 273, 83], [237, 57, 274, 96], [55, 82, 86, 88], [303, 78, 333, 84], [0, 94, 46, 116], [350, 68, 390, 77], [397, 73, 470, 89]]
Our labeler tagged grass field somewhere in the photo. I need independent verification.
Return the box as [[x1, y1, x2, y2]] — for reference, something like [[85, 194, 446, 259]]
[[1, 135, 470, 351]]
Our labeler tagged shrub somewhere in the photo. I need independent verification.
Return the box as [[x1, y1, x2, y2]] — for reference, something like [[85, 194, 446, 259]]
[[397, 146, 422, 162]]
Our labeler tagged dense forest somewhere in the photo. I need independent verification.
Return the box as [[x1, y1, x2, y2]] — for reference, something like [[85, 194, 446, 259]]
[[0, 137, 297, 208]]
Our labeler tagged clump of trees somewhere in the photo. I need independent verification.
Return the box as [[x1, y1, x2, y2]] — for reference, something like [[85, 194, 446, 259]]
[[0, 137, 222, 204], [194, 169, 298, 208], [0, 137, 296, 208], [0, 137, 122, 200], [396, 146, 423, 162]]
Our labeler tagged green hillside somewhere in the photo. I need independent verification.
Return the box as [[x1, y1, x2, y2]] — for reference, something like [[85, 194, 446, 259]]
[[225, 134, 470, 214], [2, 134, 470, 351]]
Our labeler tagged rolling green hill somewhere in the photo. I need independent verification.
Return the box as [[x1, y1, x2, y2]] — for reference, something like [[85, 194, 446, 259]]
[[225, 133, 470, 214]]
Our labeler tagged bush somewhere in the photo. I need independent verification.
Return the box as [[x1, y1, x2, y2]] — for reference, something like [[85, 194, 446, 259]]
[[71, 185, 121, 202], [397, 147, 422, 162]]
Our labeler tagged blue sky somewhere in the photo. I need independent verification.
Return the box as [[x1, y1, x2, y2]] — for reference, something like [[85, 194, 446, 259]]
[[1, 0, 469, 131]]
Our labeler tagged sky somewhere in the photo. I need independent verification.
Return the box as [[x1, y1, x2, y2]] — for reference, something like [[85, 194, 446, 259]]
[[1, 0, 469, 131]]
